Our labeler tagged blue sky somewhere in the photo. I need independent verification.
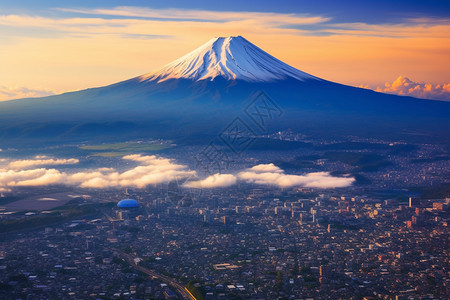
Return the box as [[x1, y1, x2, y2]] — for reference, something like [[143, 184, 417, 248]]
[[3, 0, 449, 23]]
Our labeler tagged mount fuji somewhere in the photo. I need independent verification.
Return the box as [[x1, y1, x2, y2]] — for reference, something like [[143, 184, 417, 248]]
[[139, 36, 317, 83], [0, 36, 449, 146]]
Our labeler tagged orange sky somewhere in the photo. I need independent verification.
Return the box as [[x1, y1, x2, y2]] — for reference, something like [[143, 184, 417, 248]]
[[0, 7, 449, 100]]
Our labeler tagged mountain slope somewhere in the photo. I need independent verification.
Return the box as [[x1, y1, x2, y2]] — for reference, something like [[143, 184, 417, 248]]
[[0, 36, 449, 147]]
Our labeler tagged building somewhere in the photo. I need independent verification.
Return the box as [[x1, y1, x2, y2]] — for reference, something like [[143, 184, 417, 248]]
[[117, 199, 139, 208]]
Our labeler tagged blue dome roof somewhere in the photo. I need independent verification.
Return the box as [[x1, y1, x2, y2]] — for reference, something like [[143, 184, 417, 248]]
[[117, 199, 139, 208]]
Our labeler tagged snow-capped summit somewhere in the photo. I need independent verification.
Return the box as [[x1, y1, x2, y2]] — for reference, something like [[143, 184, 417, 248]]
[[138, 36, 317, 83]]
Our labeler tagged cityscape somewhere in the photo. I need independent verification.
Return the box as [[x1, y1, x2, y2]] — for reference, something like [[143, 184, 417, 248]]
[[1, 137, 449, 299], [0, 1, 449, 299]]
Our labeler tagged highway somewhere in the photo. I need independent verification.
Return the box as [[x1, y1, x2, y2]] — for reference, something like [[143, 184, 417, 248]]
[[115, 250, 195, 300]]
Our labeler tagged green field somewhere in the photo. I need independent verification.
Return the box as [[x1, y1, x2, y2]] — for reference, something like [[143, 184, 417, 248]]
[[80, 142, 172, 156]]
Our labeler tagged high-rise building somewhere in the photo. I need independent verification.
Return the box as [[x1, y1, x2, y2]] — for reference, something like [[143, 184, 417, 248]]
[[433, 202, 444, 211], [406, 221, 412, 228]]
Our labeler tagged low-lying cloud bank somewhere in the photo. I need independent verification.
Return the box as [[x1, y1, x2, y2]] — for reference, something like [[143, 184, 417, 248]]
[[73, 154, 196, 189], [238, 163, 355, 188], [183, 173, 237, 189], [5, 156, 79, 170], [0, 156, 354, 192], [0, 154, 195, 192], [360, 76, 450, 101]]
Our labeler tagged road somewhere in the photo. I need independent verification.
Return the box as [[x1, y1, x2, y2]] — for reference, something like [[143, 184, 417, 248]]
[[115, 250, 195, 300]]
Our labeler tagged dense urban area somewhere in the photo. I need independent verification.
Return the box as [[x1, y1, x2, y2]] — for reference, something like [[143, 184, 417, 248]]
[[0, 138, 449, 300]]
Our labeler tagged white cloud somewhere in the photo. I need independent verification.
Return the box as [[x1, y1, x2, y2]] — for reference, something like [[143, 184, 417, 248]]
[[0, 86, 56, 101], [184, 173, 237, 189], [4, 156, 79, 170], [0, 154, 195, 191], [246, 163, 283, 173], [238, 164, 355, 188], [70, 154, 196, 189], [0, 156, 354, 192], [0, 9, 329, 40], [15, 169, 65, 187], [55, 6, 330, 26], [360, 76, 450, 101], [0, 168, 65, 191], [183, 163, 353, 189]]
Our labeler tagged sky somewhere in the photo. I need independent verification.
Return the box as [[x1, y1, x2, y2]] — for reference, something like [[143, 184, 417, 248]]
[[0, 0, 449, 101]]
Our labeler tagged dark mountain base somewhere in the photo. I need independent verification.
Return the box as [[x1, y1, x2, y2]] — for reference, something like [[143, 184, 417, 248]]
[[0, 78, 448, 148]]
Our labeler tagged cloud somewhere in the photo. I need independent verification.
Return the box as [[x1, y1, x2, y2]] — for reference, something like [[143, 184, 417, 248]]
[[184, 173, 237, 189], [324, 18, 450, 38], [72, 154, 196, 189], [0, 157, 356, 191], [246, 163, 283, 173], [238, 163, 355, 188], [56, 6, 330, 26], [369, 76, 450, 101], [0, 10, 329, 38], [0, 154, 195, 191], [0, 168, 65, 191], [0, 157, 76, 191], [0, 86, 56, 101], [14, 169, 65, 187], [183, 163, 353, 189], [4, 156, 79, 170]]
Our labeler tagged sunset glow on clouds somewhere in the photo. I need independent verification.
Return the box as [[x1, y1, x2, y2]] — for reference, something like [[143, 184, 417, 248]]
[[369, 76, 450, 101], [0, 3, 449, 101], [184, 173, 237, 189], [5, 156, 79, 170], [0, 156, 354, 192]]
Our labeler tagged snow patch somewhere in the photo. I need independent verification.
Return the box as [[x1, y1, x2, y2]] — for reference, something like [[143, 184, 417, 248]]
[[138, 36, 318, 83]]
